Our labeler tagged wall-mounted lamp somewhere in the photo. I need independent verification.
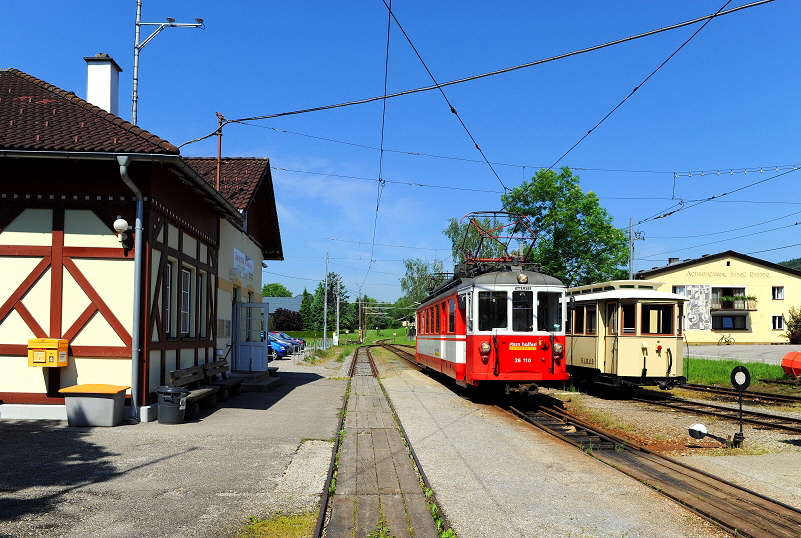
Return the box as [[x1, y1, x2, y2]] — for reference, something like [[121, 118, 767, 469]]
[[113, 217, 130, 246]]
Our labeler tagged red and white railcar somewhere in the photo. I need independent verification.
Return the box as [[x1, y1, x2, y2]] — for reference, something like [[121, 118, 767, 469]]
[[415, 260, 568, 395]]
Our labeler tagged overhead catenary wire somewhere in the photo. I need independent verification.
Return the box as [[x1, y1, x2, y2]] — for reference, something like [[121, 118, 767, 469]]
[[380, 0, 507, 192], [178, 0, 771, 149], [548, 0, 734, 169], [244, 122, 800, 179]]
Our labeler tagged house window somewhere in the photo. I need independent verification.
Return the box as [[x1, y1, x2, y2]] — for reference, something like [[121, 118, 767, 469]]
[[772, 286, 784, 300], [672, 286, 686, 296], [773, 316, 785, 330], [181, 268, 191, 335], [712, 315, 746, 330]]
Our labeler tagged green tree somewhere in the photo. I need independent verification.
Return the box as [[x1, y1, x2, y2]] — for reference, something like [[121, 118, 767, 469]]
[[443, 216, 507, 265], [400, 258, 445, 304], [309, 273, 352, 333], [784, 306, 801, 344], [262, 282, 293, 297], [299, 288, 313, 330], [501, 167, 628, 287]]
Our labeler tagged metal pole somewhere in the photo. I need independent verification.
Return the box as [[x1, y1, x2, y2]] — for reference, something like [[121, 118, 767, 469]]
[[132, 0, 143, 125], [629, 217, 634, 279], [335, 275, 340, 345], [323, 253, 329, 350]]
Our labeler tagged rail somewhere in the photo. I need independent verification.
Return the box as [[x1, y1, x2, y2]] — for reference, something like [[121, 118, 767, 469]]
[[511, 399, 801, 537]]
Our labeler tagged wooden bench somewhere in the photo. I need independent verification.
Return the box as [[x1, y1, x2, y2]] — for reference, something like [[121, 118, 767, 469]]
[[203, 359, 245, 402], [168, 364, 220, 421], [167, 359, 245, 421]]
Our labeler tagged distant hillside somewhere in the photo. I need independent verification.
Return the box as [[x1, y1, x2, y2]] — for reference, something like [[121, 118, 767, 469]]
[[779, 257, 801, 271]]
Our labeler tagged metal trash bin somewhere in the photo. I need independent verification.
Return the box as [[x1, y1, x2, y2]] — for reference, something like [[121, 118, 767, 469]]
[[155, 386, 189, 424]]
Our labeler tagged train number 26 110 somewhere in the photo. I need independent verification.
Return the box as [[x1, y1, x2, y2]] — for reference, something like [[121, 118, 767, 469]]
[[514, 358, 532, 363]]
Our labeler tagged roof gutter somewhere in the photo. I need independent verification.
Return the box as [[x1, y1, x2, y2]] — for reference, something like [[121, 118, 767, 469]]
[[0, 150, 244, 222]]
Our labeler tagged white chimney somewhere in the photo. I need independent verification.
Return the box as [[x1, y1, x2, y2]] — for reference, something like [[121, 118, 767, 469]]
[[84, 53, 122, 115]]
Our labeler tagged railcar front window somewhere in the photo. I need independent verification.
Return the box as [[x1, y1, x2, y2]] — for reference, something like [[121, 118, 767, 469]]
[[642, 304, 674, 335], [512, 291, 534, 332], [537, 292, 563, 332], [478, 291, 507, 331]]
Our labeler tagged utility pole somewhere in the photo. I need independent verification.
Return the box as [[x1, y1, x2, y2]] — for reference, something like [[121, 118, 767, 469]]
[[335, 275, 341, 346], [628, 218, 645, 279], [132, 0, 203, 125], [323, 253, 329, 349]]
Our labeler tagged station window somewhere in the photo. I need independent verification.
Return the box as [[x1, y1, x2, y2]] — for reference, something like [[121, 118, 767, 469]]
[[448, 299, 455, 333], [165, 261, 174, 336], [478, 291, 507, 331], [621, 303, 636, 334], [512, 291, 534, 332], [180, 267, 192, 335], [773, 286, 785, 300], [641, 304, 673, 335], [772, 316, 785, 330]]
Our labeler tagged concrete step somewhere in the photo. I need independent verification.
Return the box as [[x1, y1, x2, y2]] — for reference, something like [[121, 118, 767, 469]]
[[241, 376, 282, 393]]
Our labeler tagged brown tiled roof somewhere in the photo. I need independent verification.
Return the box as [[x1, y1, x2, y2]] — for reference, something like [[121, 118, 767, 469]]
[[184, 157, 270, 210], [0, 68, 178, 154]]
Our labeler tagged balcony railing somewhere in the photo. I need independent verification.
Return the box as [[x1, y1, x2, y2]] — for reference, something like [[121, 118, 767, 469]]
[[710, 299, 757, 311]]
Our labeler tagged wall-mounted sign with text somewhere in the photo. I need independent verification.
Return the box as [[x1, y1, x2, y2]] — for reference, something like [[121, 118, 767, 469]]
[[234, 248, 255, 280]]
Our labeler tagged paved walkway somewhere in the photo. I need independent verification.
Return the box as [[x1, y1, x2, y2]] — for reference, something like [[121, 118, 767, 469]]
[[687, 344, 801, 364], [0, 359, 346, 538], [327, 352, 438, 538]]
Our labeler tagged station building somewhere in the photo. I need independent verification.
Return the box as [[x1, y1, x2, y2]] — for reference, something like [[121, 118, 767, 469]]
[[0, 60, 282, 420], [635, 250, 801, 344]]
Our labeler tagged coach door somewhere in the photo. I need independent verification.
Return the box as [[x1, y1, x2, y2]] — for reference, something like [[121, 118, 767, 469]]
[[233, 302, 269, 372]]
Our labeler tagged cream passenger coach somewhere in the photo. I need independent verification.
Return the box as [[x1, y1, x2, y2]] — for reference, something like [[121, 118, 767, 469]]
[[566, 280, 687, 390]]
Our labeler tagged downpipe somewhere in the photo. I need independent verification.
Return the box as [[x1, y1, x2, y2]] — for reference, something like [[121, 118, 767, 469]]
[[117, 155, 143, 423]]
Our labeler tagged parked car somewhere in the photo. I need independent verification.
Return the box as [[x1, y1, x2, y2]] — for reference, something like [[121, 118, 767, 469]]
[[271, 331, 305, 351], [267, 335, 290, 358], [271, 334, 300, 354]]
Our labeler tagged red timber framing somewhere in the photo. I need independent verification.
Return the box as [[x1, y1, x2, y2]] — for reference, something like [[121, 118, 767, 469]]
[[146, 206, 218, 391], [0, 207, 133, 357]]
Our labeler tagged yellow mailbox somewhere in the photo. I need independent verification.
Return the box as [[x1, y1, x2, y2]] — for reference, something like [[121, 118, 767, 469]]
[[28, 338, 69, 367]]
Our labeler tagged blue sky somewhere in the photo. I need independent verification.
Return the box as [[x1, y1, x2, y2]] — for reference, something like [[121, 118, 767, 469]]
[[3, 1, 799, 302]]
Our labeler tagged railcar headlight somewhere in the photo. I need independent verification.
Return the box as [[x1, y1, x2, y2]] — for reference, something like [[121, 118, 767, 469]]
[[553, 343, 564, 354], [517, 273, 528, 284], [479, 341, 491, 355]]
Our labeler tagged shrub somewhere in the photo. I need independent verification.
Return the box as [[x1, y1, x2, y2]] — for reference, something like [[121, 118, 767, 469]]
[[785, 307, 801, 344]]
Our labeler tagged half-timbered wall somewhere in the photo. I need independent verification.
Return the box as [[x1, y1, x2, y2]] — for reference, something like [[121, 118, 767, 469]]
[[0, 206, 134, 402]]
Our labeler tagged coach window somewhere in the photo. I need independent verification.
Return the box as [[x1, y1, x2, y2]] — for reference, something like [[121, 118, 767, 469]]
[[478, 291, 507, 331], [677, 303, 684, 336], [465, 294, 474, 332], [573, 305, 585, 334], [621, 303, 636, 334], [582, 306, 595, 334], [537, 292, 562, 332], [448, 299, 455, 333], [512, 291, 534, 332], [606, 303, 618, 335], [428, 307, 434, 334], [435, 304, 441, 334], [641, 303, 673, 335]]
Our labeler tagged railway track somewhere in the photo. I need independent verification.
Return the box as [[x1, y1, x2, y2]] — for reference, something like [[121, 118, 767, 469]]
[[512, 399, 801, 537], [632, 392, 801, 434], [683, 383, 801, 405]]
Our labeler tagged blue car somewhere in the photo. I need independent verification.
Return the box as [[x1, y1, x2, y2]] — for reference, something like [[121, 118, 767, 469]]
[[268, 335, 290, 358]]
